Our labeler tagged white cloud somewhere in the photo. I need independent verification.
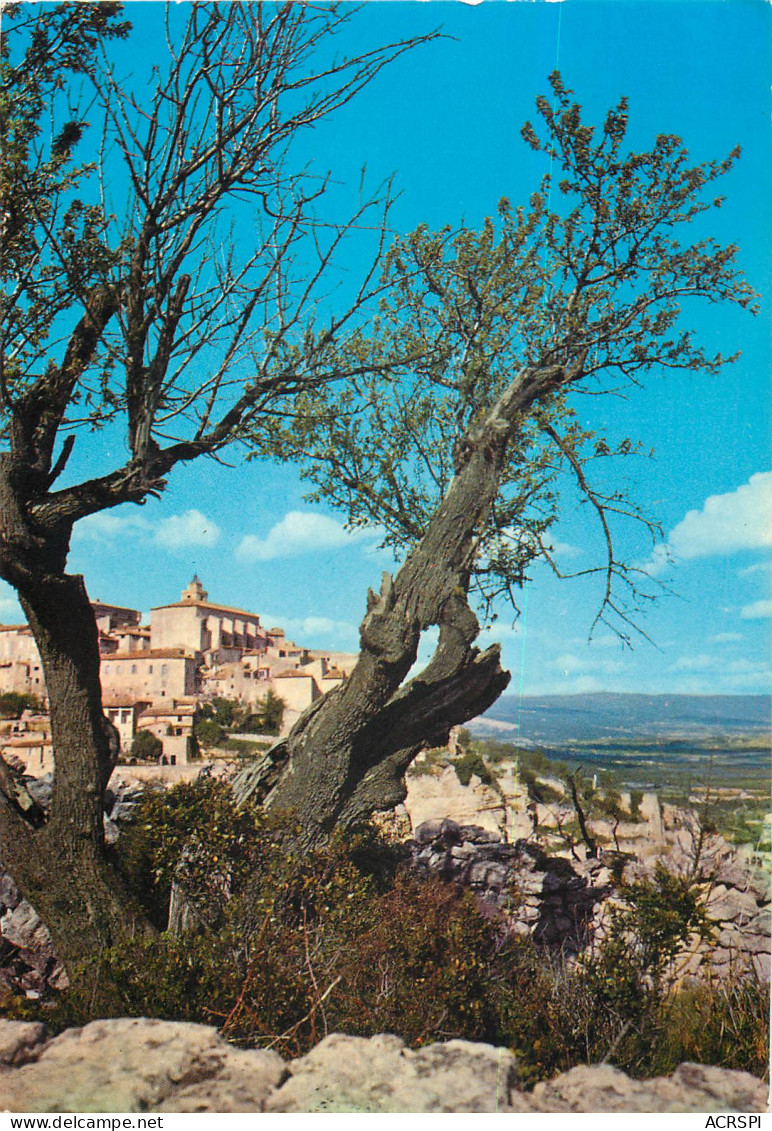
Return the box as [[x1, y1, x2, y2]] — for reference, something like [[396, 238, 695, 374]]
[[666, 665, 772, 695], [738, 562, 772, 578], [554, 652, 623, 676], [642, 472, 772, 576], [74, 510, 153, 541], [709, 632, 744, 643], [236, 511, 373, 563], [155, 509, 220, 550], [669, 654, 716, 672], [265, 614, 359, 645], [75, 507, 220, 551], [671, 473, 772, 561], [643, 544, 672, 577], [740, 599, 772, 620], [546, 539, 582, 560]]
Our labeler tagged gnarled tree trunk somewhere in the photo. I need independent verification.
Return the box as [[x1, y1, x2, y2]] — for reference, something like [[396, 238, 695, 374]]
[[234, 364, 568, 848], [0, 463, 154, 979]]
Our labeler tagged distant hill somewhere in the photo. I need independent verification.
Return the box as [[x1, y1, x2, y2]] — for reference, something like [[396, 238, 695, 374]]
[[470, 692, 771, 745]]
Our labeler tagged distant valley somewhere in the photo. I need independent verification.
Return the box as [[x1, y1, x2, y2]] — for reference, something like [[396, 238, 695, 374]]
[[471, 692, 771, 745], [469, 693, 771, 795]]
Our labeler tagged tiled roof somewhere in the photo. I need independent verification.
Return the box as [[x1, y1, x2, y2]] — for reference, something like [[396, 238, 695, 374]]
[[91, 601, 140, 614], [0, 625, 31, 634], [151, 598, 264, 620], [101, 648, 194, 660], [140, 705, 196, 718], [274, 670, 314, 679]]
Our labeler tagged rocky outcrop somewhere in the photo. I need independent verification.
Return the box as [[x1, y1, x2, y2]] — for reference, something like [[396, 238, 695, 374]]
[[0, 775, 148, 997], [0, 1018, 286, 1113], [404, 766, 510, 836], [0, 1020, 766, 1113], [410, 818, 771, 978], [530, 1061, 769, 1114], [410, 818, 610, 951], [0, 878, 68, 1000]]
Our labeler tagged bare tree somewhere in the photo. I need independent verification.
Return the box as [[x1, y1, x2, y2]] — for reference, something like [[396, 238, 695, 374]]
[[0, 1, 436, 976]]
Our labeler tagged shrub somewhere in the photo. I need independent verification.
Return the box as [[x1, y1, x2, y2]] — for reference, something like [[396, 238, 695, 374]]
[[130, 729, 162, 761], [629, 789, 644, 821], [0, 691, 42, 718], [453, 750, 495, 788], [115, 776, 262, 930], [19, 789, 767, 1087], [194, 719, 224, 748]]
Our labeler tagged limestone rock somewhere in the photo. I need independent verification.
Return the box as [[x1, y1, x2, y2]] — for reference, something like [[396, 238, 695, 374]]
[[0, 901, 52, 953], [0, 1017, 286, 1113], [0, 1020, 767, 1113], [532, 1062, 768, 1113], [405, 767, 505, 837], [0, 1019, 48, 1067], [0, 873, 20, 911], [266, 1033, 530, 1113]]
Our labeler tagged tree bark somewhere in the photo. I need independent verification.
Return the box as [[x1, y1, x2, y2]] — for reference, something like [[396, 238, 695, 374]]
[[235, 366, 568, 848], [0, 464, 154, 979]]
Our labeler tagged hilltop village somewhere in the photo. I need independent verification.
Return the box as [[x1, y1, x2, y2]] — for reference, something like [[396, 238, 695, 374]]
[[0, 576, 357, 769]]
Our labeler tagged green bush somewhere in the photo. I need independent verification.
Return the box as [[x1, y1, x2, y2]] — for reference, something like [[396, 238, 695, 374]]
[[453, 750, 495, 788], [194, 719, 224, 748], [629, 789, 644, 822], [17, 790, 767, 1086], [0, 691, 43, 718], [130, 729, 163, 761], [114, 776, 262, 930]]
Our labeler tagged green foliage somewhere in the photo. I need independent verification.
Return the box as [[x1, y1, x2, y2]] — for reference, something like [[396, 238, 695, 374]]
[[259, 73, 755, 629], [233, 690, 285, 736], [453, 750, 495, 788], [0, 691, 42, 718], [17, 797, 767, 1085], [115, 776, 262, 930], [519, 766, 563, 806], [629, 789, 644, 822], [249, 689, 285, 735], [406, 747, 450, 778], [221, 738, 272, 758], [200, 698, 239, 728], [194, 719, 225, 749], [130, 729, 162, 762], [0, 4, 130, 417]]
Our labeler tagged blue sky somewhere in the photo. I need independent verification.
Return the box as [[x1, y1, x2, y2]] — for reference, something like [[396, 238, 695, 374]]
[[2, 0, 770, 698]]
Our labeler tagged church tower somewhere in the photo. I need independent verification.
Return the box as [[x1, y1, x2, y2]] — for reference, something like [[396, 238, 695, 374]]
[[181, 575, 208, 603]]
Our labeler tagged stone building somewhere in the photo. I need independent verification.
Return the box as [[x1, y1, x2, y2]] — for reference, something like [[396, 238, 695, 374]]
[[135, 703, 197, 764], [0, 626, 45, 697], [0, 576, 358, 761], [150, 577, 268, 665], [100, 649, 200, 704]]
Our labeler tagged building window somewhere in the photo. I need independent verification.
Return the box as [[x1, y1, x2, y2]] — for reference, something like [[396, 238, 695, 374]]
[[131, 664, 137, 674], [148, 664, 153, 673]]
